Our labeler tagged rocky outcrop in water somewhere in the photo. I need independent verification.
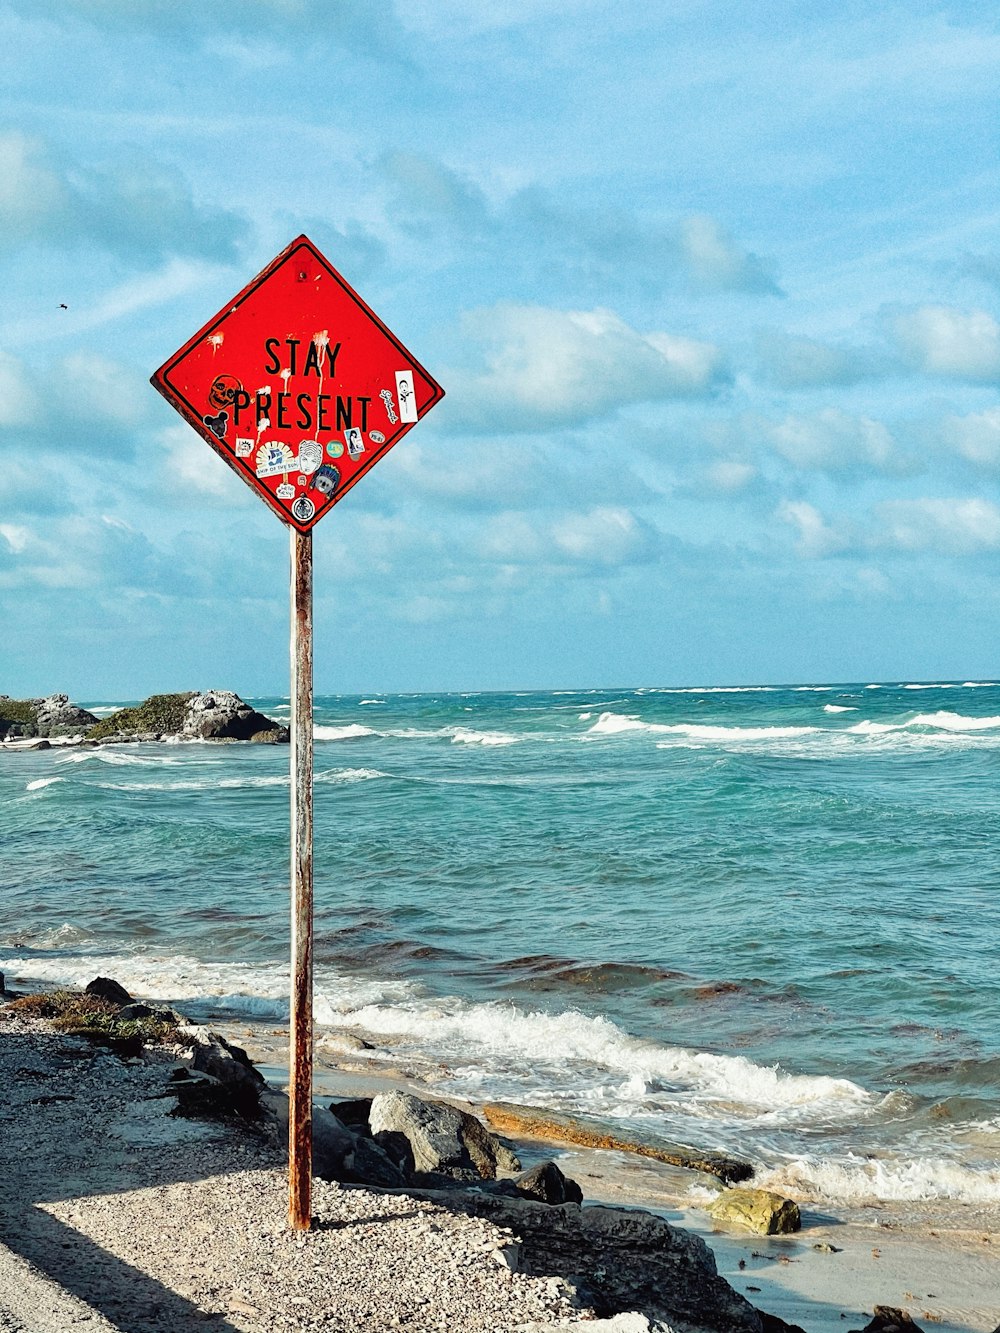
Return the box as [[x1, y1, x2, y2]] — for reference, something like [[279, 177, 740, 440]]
[[1, 690, 288, 745], [86, 691, 288, 744], [0, 693, 98, 739]]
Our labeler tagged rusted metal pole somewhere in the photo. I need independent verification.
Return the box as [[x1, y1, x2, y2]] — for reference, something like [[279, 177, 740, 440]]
[[288, 526, 314, 1230]]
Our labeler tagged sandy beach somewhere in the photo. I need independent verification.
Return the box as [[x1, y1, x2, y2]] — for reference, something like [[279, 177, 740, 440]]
[[3, 995, 999, 1333]]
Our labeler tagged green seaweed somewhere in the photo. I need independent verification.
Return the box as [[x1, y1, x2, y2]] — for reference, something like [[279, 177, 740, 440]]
[[7, 990, 178, 1049], [86, 692, 195, 741], [0, 697, 38, 735]]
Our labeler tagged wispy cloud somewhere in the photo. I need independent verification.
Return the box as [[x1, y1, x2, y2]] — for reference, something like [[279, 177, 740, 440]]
[[445, 304, 726, 431], [0, 129, 249, 263], [890, 305, 1000, 382]]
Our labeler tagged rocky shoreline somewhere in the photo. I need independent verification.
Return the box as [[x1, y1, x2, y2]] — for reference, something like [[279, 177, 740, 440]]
[[0, 691, 288, 747], [3, 976, 980, 1333]]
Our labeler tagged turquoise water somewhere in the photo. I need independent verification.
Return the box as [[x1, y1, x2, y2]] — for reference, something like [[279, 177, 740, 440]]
[[3, 681, 1000, 1209]]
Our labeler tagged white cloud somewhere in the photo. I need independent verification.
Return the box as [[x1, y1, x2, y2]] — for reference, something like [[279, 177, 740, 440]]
[[677, 215, 780, 294], [550, 506, 653, 565], [448, 304, 726, 431], [477, 505, 656, 568], [704, 459, 756, 493], [777, 500, 850, 558], [0, 523, 31, 555], [891, 305, 1000, 381], [873, 498, 1000, 553], [937, 408, 1000, 468], [764, 408, 905, 475]]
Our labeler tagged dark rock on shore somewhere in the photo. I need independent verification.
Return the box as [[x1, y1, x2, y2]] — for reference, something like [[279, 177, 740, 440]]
[[448, 1191, 766, 1333], [515, 1160, 584, 1205], [0, 693, 98, 739], [849, 1309, 926, 1333], [85, 977, 133, 1006], [321, 1110, 409, 1187], [170, 1025, 266, 1119], [369, 1090, 521, 1183], [330, 1096, 375, 1128]]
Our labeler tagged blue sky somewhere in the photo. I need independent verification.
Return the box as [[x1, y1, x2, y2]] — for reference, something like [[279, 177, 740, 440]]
[[2, 1, 1000, 697]]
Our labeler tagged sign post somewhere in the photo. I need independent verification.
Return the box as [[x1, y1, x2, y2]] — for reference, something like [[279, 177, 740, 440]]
[[151, 235, 444, 1230], [289, 526, 314, 1228]]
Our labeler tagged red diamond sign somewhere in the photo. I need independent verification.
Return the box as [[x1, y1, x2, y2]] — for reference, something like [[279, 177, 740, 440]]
[[151, 235, 444, 531]]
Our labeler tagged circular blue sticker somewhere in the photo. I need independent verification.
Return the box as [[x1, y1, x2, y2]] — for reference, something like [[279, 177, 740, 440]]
[[326, 441, 344, 458]]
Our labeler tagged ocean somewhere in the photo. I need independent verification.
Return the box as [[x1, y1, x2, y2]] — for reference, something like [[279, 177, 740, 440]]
[[3, 681, 1000, 1217]]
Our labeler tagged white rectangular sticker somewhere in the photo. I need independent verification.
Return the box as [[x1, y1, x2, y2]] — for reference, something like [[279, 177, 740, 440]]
[[395, 370, 418, 423]]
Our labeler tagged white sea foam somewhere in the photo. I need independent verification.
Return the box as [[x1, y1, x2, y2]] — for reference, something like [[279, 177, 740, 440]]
[[94, 776, 291, 792], [756, 1153, 1000, 1205], [56, 748, 191, 767], [846, 720, 899, 735], [586, 713, 651, 735], [908, 710, 1000, 731], [358, 699, 385, 706], [317, 995, 870, 1119], [587, 712, 818, 742], [823, 705, 857, 713], [25, 777, 63, 791], [314, 723, 377, 741], [657, 725, 820, 742], [0, 951, 411, 1016], [0, 923, 93, 950], [315, 767, 387, 784], [661, 686, 780, 694], [1, 942, 868, 1125], [446, 727, 520, 746]]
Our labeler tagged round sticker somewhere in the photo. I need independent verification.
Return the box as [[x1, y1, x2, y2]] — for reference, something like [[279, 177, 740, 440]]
[[326, 441, 344, 458], [291, 496, 316, 523], [369, 430, 385, 444]]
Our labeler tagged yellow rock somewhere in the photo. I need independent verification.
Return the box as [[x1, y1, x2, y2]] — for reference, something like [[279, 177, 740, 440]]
[[707, 1187, 801, 1235]]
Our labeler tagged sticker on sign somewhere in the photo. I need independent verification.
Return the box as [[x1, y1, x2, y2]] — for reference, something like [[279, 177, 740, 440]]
[[150, 235, 444, 531]]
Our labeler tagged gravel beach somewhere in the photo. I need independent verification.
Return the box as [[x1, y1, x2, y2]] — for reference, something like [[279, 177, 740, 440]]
[[3, 1001, 1000, 1333], [0, 1009, 589, 1333]]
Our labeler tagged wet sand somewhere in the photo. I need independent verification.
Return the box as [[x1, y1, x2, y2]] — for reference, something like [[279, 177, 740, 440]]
[[245, 1022, 1000, 1333]]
